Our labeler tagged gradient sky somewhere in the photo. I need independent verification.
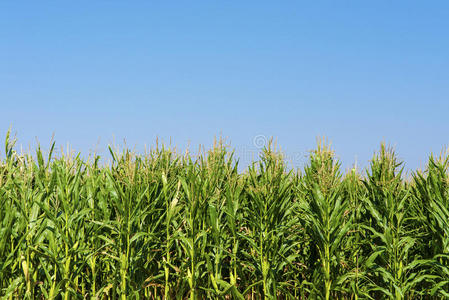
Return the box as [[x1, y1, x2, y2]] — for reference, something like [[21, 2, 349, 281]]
[[1, 1, 448, 171]]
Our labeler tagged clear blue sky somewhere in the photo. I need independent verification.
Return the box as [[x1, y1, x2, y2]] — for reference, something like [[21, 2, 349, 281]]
[[1, 1, 448, 171]]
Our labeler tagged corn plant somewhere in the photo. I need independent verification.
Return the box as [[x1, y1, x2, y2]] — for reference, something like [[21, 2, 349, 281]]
[[298, 141, 353, 299], [412, 151, 449, 297], [243, 143, 298, 299], [362, 144, 432, 299]]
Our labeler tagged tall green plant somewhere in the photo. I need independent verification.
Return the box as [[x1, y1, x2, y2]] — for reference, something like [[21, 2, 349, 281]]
[[244, 142, 298, 299], [412, 151, 449, 297], [362, 144, 431, 299], [298, 140, 352, 299]]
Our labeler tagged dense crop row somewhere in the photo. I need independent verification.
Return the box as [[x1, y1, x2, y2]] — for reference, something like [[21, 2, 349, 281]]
[[1, 131, 448, 299]]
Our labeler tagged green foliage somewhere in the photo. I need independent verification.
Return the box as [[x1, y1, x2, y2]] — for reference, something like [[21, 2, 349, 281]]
[[0, 132, 448, 299]]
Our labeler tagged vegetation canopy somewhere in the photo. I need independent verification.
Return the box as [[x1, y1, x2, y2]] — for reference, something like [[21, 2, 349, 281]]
[[1, 131, 448, 299]]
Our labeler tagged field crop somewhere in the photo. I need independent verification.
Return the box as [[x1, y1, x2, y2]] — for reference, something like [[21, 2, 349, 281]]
[[1, 131, 448, 299]]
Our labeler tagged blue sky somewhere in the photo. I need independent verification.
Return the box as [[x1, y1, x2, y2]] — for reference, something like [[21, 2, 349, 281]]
[[1, 1, 448, 171]]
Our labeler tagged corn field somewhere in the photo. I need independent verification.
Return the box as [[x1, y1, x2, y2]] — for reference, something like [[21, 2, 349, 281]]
[[1, 131, 448, 299]]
